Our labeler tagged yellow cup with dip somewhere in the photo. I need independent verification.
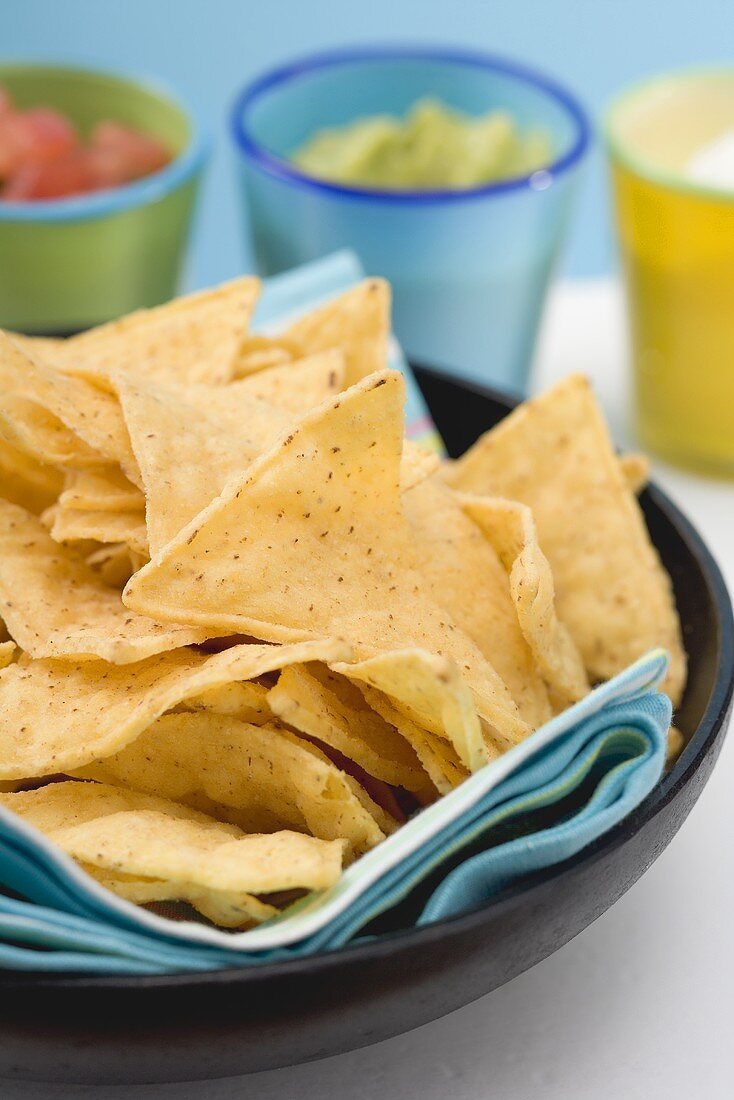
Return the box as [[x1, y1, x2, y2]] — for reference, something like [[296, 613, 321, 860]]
[[607, 69, 734, 474]]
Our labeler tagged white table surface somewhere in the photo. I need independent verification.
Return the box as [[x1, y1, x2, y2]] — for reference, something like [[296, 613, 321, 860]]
[[11, 280, 734, 1100]]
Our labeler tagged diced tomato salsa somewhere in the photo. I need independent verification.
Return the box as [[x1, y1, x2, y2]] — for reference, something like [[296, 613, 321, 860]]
[[0, 86, 172, 201]]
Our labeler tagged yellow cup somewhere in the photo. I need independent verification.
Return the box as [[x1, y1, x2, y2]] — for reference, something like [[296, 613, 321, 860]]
[[606, 70, 734, 474]]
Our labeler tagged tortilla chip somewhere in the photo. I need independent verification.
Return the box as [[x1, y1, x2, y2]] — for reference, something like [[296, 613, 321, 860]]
[[620, 453, 650, 495], [267, 663, 432, 795], [0, 640, 17, 670], [0, 500, 212, 663], [459, 495, 590, 709], [0, 781, 345, 921], [49, 502, 149, 558], [75, 712, 388, 853], [84, 865, 278, 928], [112, 373, 293, 555], [403, 477, 551, 728], [232, 349, 345, 413], [0, 333, 140, 484], [333, 648, 497, 767], [49, 277, 261, 389], [358, 684, 468, 795], [275, 279, 389, 386], [0, 392, 103, 469], [183, 680, 272, 725], [232, 338, 295, 378], [123, 371, 528, 749], [59, 469, 143, 513], [0, 435, 62, 513], [444, 375, 686, 704], [85, 543, 140, 589], [0, 637, 351, 779]]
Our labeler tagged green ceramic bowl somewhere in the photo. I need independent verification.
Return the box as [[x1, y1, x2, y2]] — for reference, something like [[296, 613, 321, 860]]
[[0, 64, 209, 333]]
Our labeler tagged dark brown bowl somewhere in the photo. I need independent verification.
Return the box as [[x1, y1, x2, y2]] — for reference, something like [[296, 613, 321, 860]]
[[0, 365, 731, 1086]]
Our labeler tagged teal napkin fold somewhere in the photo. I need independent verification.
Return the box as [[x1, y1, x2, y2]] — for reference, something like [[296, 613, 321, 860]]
[[0, 651, 671, 974]]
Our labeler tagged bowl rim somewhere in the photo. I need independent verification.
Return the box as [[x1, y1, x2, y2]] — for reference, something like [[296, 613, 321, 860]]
[[0, 61, 210, 223], [229, 44, 591, 204], [5, 366, 731, 994]]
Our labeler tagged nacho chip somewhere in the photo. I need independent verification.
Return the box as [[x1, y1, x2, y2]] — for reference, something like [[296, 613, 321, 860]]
[[0, 435, 62, 513], [459, 495, 590, 709], [359, 684, 468, 795], [84, 865, 278, 928], [59, 468, 143, 513], [333, 648, 497, 768], [403, 477, 552, 727], [0, 640, 16, 670], [0, 333, 140, 484], [49, 277, 261, 389], [0, 392, 103, 469], [85, 543, 141, 589], [123, 371, 528, 749], [444, 375, 686, 703], [275, 279, 389, 386], [268, 663, 433, 795], [49, 502, 149, 558], [0, 500, 211, 663], [232, 349, 345, 413], [75, 712, 388, 853], [183, 679, 272, 725], [233, 337, 295, 378], [620, 452, 650, 495], [113, 373, 293, 555], [0, 637, 350, 779], [0, 781, 345, 920]]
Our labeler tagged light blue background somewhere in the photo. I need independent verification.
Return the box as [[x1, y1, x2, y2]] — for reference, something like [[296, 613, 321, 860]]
[[4, 0, 733, 287]]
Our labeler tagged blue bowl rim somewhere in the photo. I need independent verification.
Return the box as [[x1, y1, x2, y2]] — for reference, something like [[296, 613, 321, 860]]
[[0, 61, 210, 224], [230, 44, 591, 204]]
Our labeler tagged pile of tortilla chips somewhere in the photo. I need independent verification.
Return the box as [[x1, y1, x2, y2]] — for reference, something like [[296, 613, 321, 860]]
[[0, 276, 686, 930]]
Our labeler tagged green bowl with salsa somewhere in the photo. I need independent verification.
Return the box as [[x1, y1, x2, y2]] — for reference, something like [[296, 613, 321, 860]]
[[0, 63, 209, 334]]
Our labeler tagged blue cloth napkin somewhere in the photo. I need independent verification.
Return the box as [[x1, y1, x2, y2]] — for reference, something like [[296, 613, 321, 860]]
[[0, 651, 671, 974]]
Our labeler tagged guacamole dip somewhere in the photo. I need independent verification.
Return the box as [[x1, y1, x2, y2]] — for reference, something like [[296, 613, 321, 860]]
[[291, 98, 553, 190]]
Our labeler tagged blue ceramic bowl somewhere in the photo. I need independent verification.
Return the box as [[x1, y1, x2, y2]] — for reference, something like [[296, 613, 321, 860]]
[[230, 47, 590, 394]]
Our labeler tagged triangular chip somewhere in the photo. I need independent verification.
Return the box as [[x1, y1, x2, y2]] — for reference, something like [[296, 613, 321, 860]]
[[233, 336, 295, 378], [0, 392, 103, 469], [123, 371, 528, 748], [403, 477, 552, 728], [0, 782, 345, 924], [231, 349, 345, 413], [275, 279, 389, 386], [0, 435, 62, 513], [48, 277, 260, 389], [0, 640, 16, 670], [59, 469, 143, 513], [0, 333, 140, 484], [0, 637, 350, 779], [444, 375, 686, 704], [359, 684, 468, 795], [0, 500, 210, 663], [113, 373, 292, 555], [332, 648, 497, 768], [48, 502, 149, 557], [183, 679, 272, 725], [75, 712, 388, 854], [86, 543, 141, 589], [84, 865, 277, 928], [620, 452, 649, 495], [267, 663, 432, 795], [459, 495, 589, 709]]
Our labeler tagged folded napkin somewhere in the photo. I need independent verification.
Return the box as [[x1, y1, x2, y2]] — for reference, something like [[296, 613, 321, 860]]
[[0, 650, 671, 974]]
